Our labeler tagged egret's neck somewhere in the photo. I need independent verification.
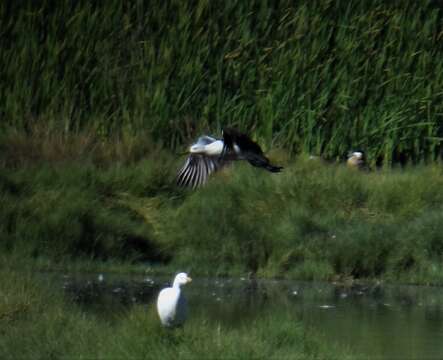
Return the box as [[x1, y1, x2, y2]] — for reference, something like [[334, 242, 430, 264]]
[[172, 280, 183, 289]]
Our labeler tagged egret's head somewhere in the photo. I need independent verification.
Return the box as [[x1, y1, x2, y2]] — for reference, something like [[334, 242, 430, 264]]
[[173, 272, 192, 287]]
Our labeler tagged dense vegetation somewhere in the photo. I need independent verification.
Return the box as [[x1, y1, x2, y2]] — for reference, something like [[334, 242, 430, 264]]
[[1, 134, 443, 285], [1, 0, 443, 164]]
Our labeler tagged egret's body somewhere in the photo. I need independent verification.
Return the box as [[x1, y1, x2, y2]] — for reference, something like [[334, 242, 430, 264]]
[[156, 273, 192, 327], [177, 128, 283, 188]]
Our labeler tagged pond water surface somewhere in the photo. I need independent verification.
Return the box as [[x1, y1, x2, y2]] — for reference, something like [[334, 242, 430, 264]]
[[60, 273, 443, 359]]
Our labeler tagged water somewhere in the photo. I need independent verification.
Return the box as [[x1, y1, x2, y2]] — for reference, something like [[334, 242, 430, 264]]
[[60, 274, 443, 359]]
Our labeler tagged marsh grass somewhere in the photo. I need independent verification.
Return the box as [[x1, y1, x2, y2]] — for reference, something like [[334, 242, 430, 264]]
[[0, 129, 181, 260], [1, 133, 443, 284], [0, 269, 353, 359], [0, 126, 169, 168], [165, 157, 443, 283], [1, 1, 443, 163]]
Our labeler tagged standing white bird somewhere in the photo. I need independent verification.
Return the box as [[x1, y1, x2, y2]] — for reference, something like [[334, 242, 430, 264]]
[[156, 272, 192, 327], [176, 128, 283, 188]]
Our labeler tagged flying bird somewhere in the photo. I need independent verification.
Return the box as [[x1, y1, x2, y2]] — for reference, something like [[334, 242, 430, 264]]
[[176, 128, 283, 188], [156, 272, 192, 327]]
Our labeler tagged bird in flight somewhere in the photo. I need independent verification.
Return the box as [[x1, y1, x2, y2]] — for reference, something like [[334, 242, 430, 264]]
[[176, 128, 283, 189]]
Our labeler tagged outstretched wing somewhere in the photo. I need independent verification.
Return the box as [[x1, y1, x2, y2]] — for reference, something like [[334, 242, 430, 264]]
[[222, 128, 283, 173], [176, 155, 225, 189]]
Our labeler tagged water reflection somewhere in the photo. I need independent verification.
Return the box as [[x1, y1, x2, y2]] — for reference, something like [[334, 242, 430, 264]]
[[59, 274, 443, 359]]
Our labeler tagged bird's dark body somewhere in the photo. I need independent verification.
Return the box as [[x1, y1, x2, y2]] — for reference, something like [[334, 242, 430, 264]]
[[222, 128, 264, 157], [222, 128, 283, 173]]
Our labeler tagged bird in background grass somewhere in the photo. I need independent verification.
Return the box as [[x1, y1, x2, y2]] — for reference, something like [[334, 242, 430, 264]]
[[347, 151, 366, 170], [176, 128, 283, 189], [157, 272, 192, 327]]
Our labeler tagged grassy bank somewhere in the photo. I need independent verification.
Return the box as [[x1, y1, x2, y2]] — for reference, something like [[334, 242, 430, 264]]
[[1, 0, 443, 163], [0, 269, 353, 359], [1, 133, 443, 285]]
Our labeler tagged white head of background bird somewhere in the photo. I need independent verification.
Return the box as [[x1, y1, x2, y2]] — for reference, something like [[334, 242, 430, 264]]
[[347, 150, 365, 169], [351, 151, 363, 159]]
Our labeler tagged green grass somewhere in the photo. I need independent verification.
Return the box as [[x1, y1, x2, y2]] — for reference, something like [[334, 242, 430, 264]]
[[0, 269, 353, 359], [1, 1, 443, 163], [166, 157, 443, 283], [1, 133, 443, 285]]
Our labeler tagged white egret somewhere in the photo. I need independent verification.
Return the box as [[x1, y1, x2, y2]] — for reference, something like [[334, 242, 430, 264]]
[[156, 272, 192, 327], [176, 128, 283, 188]]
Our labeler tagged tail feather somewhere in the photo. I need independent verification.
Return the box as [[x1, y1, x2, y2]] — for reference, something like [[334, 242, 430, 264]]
[[246, 155, 283, 173], [265, 164, 283, 173]]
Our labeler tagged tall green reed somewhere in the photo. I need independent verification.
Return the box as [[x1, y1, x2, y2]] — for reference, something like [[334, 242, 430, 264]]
[[1, 0, 442, 163]]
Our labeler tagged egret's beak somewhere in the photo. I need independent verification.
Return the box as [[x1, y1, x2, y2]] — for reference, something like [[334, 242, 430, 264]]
[[187, 276, 192, 283]]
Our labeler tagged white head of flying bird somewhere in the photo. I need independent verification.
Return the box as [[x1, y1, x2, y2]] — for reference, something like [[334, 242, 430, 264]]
[[176, 128, 283, 188]]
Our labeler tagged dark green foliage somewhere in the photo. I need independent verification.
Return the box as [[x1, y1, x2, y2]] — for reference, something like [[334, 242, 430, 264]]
[[0, 146, 175, 263], [165, 157, 443, 283], [1, 1, 442, 163]]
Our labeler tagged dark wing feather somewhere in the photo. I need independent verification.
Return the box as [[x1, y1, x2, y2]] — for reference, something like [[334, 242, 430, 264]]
[[222, 128, 283, 172], [222, 127, 264, 156], [176, 155, 224, 188]]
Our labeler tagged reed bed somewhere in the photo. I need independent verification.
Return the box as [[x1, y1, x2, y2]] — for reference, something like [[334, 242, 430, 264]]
[[1, 0, 442, 164]]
